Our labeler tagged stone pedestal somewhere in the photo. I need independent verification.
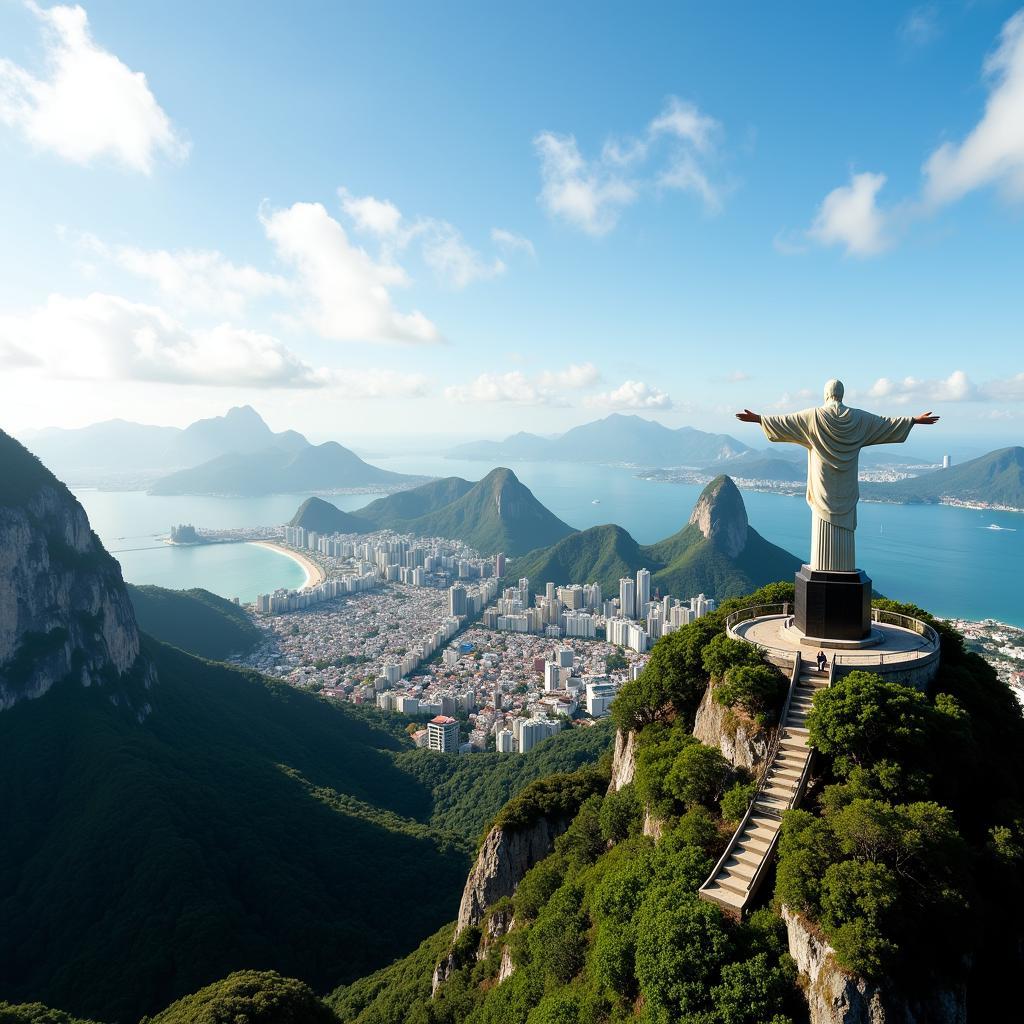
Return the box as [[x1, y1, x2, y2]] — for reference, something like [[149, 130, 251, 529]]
[[794, 565, 872, 643]]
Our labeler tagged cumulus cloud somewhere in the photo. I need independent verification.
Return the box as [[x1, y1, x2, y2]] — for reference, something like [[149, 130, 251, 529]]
[[923, 10, 1024, 206], [587, 380, 673, 410], [81, 236, 289, 316], [445, 362, 599, 405], [261, 201, 439, 344], [798, 12, 1024, 257], [0, 292, 324, 387], [491, 228, 536, 259], [807, 172, 890, 256], [534, 96, 724, 235], [337, 187, 513, 288], [0, 2, 187, 172], [865, 369, 1024, 404]]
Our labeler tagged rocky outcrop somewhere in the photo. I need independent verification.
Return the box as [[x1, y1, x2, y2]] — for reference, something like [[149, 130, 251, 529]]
[[693, 682, 771, 771], [783, 907, 967, 1024], [456, 816, 571, 935], [607, 728, 637, 792], [1, 431, 153, 712], [688, 475, 748, 557]]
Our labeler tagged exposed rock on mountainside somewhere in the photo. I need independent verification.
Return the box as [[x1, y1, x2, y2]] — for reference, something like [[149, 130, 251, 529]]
[[693, 682, 771, 771], [455, 815, 571, 935], [687, 474, 748, 557], [0, 430, 152, 712], [607, 728, 637, 792], [782, 908, 967, 1024]]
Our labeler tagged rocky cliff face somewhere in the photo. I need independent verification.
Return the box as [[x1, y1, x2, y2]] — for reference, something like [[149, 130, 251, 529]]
[[693, 683, 771, 771], [0, 431, 154, 712], [607, 729, 637, 792], [783, 908, 967, 1024], [688, 475, 748, 557], [455, 816, 571, 935]]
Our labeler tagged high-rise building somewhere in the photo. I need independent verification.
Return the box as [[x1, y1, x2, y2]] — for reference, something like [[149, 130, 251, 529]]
[[556, 647, 574, 669], [493, 688, 503, 710], [942, 454, 951, 469], [586, 682, 617, 717], [545, 581, 556, 602], [495, 552, 507, 576], [636, 568, 651, 615], [427, 715, 460, 752], [448, 584, 467, 617], [496, 729, 515, 753], [619, 577, 636, 620]]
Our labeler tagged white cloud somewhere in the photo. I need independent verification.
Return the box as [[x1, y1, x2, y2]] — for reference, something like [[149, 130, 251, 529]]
[[534, 131, 638, 236], [587, 380, 673, 410], [338, 189, 403, 236], [261, 201, 439, 344], [323, 367, 429, 398], [337, 187, 512, 289], [420, 223, 504, 288], [808, 171, 890, 256], [82, 236, 289, 316], [491, 228, 536, 259], [648, 96, 719, 153], [923, 10, 1024, 206], [0, 2, 187, 172], [865, 369, 1024, 404], [0, 292, 324, 387], [445, 362, 600, 406], [534, 96, 725, 235]]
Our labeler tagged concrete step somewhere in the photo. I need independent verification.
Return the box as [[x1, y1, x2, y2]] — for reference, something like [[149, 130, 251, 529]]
[[783, 724, 810, 736], [769, 766, 802, 782], [733, 847, 764, 867], [700, 883, 745, 909], [740, 829, 774, 851], [779, 736, 810, 751], [724, 857, 756, 881], [715, 875, 751, 897], [749, 814, 783, 830], [755, 796, 789, 814]]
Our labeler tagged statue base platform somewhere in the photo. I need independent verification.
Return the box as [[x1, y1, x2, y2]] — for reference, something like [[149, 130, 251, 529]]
[[794, 565, 872, 643], [781, 618, 884, 650]]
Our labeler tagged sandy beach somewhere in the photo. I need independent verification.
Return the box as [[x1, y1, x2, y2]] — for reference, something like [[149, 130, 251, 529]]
[[249, 541, 326, 589]]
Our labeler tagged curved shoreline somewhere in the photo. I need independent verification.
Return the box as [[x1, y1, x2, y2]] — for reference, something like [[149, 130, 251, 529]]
[[248, 541, 327, 590]]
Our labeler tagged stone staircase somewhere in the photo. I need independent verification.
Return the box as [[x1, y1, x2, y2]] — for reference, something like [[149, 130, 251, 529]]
[[698, 659, 829, 914]]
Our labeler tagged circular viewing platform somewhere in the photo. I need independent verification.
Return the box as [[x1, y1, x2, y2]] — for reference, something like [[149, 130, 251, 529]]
[[726, 604, 941, 689]]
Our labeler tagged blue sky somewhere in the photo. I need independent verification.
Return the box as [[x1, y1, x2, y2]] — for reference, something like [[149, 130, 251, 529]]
[[1, 1, 1022, 447]]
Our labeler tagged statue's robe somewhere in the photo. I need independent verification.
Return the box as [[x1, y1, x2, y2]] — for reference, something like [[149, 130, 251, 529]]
[[760, 402, 914, 571]]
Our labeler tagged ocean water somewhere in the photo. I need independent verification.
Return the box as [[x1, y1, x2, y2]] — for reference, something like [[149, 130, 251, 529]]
[[73, 459, 1024, 625]]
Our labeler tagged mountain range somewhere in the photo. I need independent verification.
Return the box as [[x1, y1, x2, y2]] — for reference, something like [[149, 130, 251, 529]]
[[20, 406, 418, 496], [514, 475, 803, 598], [449, 413, 752, 465], [290, 470, 574, 556]]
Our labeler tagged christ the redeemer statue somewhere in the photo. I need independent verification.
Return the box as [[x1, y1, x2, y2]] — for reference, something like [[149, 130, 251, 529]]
[[735, 380, 939, 572]]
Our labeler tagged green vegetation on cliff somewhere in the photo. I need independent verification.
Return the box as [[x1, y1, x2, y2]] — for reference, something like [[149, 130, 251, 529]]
[[126, 584, 261, 661], [288, 497, 365, 535]]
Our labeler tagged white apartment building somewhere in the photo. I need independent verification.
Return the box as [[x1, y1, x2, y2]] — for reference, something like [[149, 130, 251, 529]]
[[427, 715, 460, 752]]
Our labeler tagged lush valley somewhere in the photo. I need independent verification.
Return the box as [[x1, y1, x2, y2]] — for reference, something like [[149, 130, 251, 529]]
[[126, 584, 262, 660]]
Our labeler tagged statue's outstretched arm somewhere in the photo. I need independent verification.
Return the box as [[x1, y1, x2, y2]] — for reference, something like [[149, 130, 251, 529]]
[[913, 411, 940, 425], [735, 409, 762, 424]]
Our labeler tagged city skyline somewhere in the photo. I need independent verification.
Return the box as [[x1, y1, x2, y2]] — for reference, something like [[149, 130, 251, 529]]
[[1, 2, 1023, 442]]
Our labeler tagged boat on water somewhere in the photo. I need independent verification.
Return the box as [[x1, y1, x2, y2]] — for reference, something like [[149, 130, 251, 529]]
[[592, 499, 601, 504], [985, 523, 1016, 532]]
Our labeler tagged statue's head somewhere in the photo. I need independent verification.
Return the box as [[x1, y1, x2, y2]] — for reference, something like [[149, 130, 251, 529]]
[[823, 379, 845, 405]]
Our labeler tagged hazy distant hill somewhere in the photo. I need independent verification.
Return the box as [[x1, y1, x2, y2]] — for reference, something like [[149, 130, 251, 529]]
[[450, 413, 751, 466], [126, 584, 262, 661], [515, 475, 802, 599], [22, 406, 310, 483], [864, 446, 1024, 508], [149, 440, 414, 496]]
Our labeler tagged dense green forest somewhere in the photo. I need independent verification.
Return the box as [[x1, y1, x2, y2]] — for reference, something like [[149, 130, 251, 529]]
[[126, 584, 262, 660]]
